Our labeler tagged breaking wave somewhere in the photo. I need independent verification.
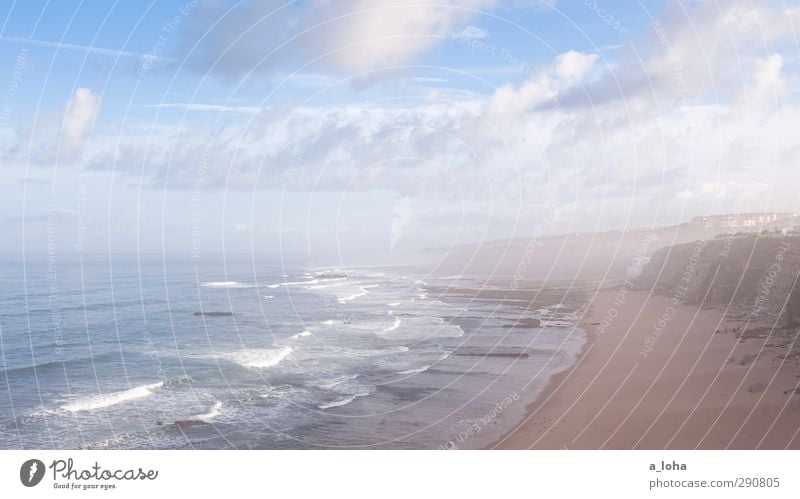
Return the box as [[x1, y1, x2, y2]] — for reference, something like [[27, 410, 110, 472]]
[[61, 382, 164, 413], [222, 346, 293, 369]]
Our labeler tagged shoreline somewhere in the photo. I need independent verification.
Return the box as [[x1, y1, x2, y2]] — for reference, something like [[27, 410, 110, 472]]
[[491, 286, 800, 449], [487, 308, 597, 450]]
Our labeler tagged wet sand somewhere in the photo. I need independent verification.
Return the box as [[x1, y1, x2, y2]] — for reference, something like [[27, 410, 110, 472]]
[[492, 288, 800, 449]]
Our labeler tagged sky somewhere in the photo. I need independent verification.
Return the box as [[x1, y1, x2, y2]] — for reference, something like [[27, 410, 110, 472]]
[[0, 0, 799, 259]]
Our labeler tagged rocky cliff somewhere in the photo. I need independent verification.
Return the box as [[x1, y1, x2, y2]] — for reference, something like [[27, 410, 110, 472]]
[[636, 235, 800, 327]]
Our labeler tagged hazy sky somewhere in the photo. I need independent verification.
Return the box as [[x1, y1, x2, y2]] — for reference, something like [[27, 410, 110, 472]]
[[1, 0, 798, 258]]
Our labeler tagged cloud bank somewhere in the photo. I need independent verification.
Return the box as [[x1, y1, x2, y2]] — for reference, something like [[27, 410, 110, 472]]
[[5, 0, 800, 241]]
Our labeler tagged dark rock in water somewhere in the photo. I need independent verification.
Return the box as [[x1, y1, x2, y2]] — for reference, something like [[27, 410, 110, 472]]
[[193, 311, 234, 317], [451, 346, 545, 359], [173, 420, 209, 429], [315, 273, 348, 279], [453, 351, 530, 359]]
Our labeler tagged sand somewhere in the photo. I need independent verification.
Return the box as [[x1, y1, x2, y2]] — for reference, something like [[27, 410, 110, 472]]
[[493, 287, 800, 449]]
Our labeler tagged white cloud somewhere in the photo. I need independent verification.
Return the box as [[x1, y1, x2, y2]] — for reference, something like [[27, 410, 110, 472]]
[[735, 54, 788, 108], [412, 76, 450, 83], [181, 0, 499, 76], [14, 38, 797, 227], [561, 1, 800, 109], [486, 50, 598, 125], [678, 181, 770, 204], [232, 222, 251, 234], [138, 103, 263, 114], [7, 1, 800, 242], [327, 1, 496, 73], [390, 197, 414, 250], [554, 51, 599, 82], [61, 88, 101, 155], [0, 35, 168, 61], [451, 25, 489, 40]]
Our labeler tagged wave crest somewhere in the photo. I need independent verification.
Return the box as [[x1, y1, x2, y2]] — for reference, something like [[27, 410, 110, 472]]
[[201, 281, 256, 289], [223, 346, 293, 369], [62, 382, 164, 413]]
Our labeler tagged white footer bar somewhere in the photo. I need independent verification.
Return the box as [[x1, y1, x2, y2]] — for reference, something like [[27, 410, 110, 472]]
[[1, 450, 796, 498]]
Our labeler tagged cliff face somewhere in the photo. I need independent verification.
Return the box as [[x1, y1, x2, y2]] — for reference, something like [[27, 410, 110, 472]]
[[636, 235, 800, 327], [399, 222, 718, 280]]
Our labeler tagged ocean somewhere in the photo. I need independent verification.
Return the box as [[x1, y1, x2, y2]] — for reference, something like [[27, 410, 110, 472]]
[[0, 254, 585, 449]]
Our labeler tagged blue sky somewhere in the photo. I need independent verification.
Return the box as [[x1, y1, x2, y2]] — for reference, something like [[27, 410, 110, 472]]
[[1, 0, 798, 259]]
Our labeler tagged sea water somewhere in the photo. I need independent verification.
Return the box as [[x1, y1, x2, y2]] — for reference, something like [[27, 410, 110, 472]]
[[0, 254, 585, 449]]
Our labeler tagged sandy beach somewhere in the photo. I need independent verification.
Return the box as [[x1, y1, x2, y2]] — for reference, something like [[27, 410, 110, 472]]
[[493, 286, 800, 449]]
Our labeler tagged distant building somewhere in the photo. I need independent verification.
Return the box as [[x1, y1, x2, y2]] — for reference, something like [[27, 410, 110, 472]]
[[691, 212, 798, 232]]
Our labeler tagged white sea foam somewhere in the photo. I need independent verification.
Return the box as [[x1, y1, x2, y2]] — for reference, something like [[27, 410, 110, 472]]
[[62, 382, 164, 413], [348, 345, 409, 357], [396, 365, 431, 375], [317, 390, 369, 409], [202, 281, 237, 288], [308, 281, 350, 289], [80, 433, 136, 450], [194, 401, 223, 423], [263, 295, 274, 299], [201, 281, 257, 289], [340, 284, 378, 303], [395, 352, 449, 375], [224, 346, 293, 369], [289, 329, 313, 340], [317, 374, 359, 389], [339, 290, 368, 303], [21, 409, 61, 421], [387, 302, 401, 307], [318, 397, 357, 409], [257, 384, 295, 400], [442, 322, 464, 338], [270, 279, 319, 288], [381, 314, 402, 333]]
